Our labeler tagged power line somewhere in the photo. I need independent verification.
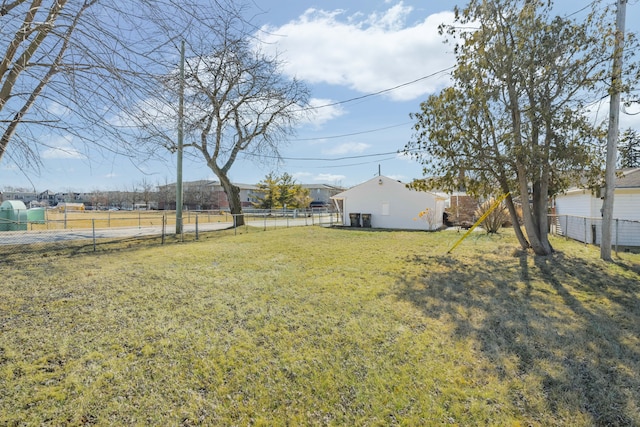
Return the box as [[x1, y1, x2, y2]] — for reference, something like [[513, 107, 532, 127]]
[[299, 66, 455, 112], [289, 121, 412, 141], [240, 147, 422, 162], [564, 0, 602, 18], [309, 156, 400, 169]]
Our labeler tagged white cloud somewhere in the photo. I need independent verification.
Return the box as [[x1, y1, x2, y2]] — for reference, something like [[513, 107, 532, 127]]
[[314, 173, 346, 183], [396, 151, 415, 162], [47, 101, 71, 117], [258, 3, 456, 101], [292, 171, 313, 181], [292, 171, 346, 184], [300, 98, 346, 128], [322, 142, 371, 155], [42, 135, 84, 159]]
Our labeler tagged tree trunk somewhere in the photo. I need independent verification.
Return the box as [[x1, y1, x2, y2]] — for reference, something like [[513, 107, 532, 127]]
[[532, 181, 553, 255], [504, 193, 530, 250], [517, 165, 552, 256], [498, 173, 530, 250], [217, 172, 245, 227], [506, 79, 551, 256], [535, 154, 553, 254]]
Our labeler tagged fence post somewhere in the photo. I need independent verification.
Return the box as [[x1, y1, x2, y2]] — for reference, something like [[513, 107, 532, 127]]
[[138, 211, 141, 228], [584, 217, 587, 245], [92, 219, 96, 252], [162, 215, 166, 244], [264, 213, 267, 231], [615, 218, 619, 255], [195, 214, 199, 240]]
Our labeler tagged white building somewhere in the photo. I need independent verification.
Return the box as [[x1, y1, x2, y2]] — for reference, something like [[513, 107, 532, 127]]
[[555, 168, 640, 221], [554, 168, 640, 247], [331, 175, 446, 230]]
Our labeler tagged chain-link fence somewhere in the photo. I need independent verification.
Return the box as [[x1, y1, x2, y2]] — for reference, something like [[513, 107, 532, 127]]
[[0, 209, 343, 256], [549, 214, 640, 252]]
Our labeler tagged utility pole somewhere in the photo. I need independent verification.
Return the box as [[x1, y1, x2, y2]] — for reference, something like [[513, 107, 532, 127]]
[[601, 0, 626, 261], [176, 40, 185, 235]]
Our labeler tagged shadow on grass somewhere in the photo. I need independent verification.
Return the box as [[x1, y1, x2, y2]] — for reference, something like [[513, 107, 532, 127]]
[[395, 250, 640, 426]]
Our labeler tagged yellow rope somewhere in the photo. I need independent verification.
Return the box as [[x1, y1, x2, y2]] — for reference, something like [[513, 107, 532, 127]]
[[447, 193, 510, 254]]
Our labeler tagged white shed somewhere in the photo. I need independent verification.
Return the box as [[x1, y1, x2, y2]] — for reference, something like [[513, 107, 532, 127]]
[[331, 175, 446, 230]]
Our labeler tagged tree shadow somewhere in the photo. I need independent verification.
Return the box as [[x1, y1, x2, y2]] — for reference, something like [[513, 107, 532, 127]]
[[394, 250, 640, 426]]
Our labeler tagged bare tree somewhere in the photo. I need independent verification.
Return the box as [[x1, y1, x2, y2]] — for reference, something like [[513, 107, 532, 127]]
[[155, 177, 173, 210], [127, 10, 310, 226], [183, 181, 214, 210], [139, 178, 154, 209], [1, 0, 248, 176], [1, 0, 92, 165], [186, 43, 309, 224]]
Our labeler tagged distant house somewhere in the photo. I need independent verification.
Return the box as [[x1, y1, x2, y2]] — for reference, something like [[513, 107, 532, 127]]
[[38, 190, 57, 207], [331, 175, 446, 230], [443, 192, 480, 227], [555, 168, 640, 221], [157, 180, 261, 210], [0, 190, 38, 206], [301, 183, 345, 206], [554, 168, 640, 247]]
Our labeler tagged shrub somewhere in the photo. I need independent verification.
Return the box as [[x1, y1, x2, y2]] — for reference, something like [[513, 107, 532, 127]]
[[475, 198, 510, 233]]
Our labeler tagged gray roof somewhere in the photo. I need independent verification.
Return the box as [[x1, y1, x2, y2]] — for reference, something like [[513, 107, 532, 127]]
[[616, 168, 640, 188]]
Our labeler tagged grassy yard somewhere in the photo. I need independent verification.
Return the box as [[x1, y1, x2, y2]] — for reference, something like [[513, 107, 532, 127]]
[[34, 210, 231, 230], [1, 227, 639, 426]]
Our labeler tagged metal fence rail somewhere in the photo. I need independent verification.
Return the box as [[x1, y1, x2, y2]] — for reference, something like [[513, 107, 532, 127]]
[[0, 209, 343, 255], [549, 214, 640, 250]]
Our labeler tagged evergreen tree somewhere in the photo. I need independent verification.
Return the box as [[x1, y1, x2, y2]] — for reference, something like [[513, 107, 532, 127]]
[[619, 128, 640, 168]]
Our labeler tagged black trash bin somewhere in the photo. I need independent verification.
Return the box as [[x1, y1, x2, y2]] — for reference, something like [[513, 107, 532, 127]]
[[349, 213, 361, 227], [361, 213, 372, 228]]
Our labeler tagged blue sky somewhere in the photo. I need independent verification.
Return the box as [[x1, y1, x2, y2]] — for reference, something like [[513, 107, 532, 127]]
[[2, 0, 640, 192]]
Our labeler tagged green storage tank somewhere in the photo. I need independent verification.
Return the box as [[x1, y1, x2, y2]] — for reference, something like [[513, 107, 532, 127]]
[[0, 200, 28, 231], [27, 207, 46, 224]]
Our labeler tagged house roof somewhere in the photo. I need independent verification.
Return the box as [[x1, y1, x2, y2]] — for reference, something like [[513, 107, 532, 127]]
[[301, 183, 345, 191], [616, 168, 640, 188], [331, 175, 446, 200], [562, 168, 640, 195]]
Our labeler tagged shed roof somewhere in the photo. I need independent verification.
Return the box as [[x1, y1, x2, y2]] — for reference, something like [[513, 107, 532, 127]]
[[331, 175, 446, 200]]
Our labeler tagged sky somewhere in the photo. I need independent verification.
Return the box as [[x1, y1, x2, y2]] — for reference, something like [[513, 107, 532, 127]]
[[2, 0, 640, 193]]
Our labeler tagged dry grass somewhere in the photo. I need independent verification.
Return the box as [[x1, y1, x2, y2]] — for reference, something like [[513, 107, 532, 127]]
[[0, 227, 639, 425], [32, 210, 231, 230]]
